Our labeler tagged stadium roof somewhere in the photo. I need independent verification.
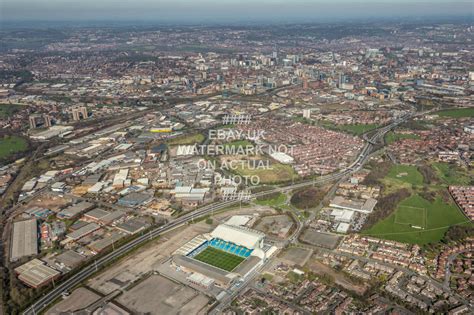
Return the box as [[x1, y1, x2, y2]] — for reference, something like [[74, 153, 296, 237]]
[[210, 224, 264, 250]]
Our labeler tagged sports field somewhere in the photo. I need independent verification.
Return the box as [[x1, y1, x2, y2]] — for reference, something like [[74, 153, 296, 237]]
[[394, 205, 427, 229], [363, 194, 468, 245], [194, 246, 245, 271]]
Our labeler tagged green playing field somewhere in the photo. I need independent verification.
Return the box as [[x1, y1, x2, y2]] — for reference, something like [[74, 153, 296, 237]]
[[194, 246, 245, 272], [394, 205, 426, 228]]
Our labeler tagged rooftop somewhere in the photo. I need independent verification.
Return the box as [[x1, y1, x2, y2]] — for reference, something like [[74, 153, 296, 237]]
[[11, 219, 38, 262]]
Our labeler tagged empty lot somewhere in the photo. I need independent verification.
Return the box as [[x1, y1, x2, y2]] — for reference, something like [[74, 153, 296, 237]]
[[116, 275, 209, 315], [300, 229, 340, 249]]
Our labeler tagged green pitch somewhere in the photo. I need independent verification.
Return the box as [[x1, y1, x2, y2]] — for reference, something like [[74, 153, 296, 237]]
[[194, 246, 245, 272], [394, 205, 427, 228], [363, 194, 468, 245]]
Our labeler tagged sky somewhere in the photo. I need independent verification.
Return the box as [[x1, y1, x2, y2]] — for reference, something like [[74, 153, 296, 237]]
[[1, 0, 472, 23]]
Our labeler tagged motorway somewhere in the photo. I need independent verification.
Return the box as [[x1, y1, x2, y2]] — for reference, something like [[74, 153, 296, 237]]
[[22, 113, 411, 315]]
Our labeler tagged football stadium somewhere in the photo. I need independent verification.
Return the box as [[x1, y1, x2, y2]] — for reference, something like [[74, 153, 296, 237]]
[[173, 223, 274, 286]]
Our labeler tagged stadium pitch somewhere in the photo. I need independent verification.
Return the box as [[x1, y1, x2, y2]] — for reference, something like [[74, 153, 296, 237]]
[[194, 246, 245, 272]]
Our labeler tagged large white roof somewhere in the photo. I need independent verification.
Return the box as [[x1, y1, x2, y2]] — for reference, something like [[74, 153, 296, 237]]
[[210, 224, 264, 249]]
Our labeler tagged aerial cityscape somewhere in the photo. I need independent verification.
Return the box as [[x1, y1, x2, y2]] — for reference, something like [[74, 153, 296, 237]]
[[0, 1, 473, 314]]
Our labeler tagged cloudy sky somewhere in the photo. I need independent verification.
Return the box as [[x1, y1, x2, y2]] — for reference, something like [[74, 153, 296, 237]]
[[1, 0, 472, 22]]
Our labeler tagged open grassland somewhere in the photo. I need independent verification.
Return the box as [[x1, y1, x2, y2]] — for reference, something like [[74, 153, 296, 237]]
[[233, 158, 297, 184], [364, 194, 469, 245], [194, 247, 244, 271], [0, 136, 28, 159], [381, 164, 424, 194], [167, 133, 204, 145], [431, 162, 472, 186], [255, 192, 287, 207], [385, 131, 420, 145], [435, 107, 474, 118], [320, 121, 380, 135], [336, 123, 380, 135]]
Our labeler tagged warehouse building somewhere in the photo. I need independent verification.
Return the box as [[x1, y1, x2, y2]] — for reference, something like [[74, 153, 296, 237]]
[[329, 196, 377, 214], [83, 208, 125, 225], [117, 192, 153, 207], [64, 223, 101, 242], [331, 209, 355, 223], [11, 219, 38, 262], [57, 201, 95, 219], [15, 259, 60, 288], [53, 250, 87, 271], [115, 217, 150, 235]]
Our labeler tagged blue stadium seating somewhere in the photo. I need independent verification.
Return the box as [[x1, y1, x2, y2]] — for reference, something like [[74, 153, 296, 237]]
[[187, 238, 253, 258]]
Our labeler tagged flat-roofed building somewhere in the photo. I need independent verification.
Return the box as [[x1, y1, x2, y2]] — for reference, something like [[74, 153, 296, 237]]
[[65, 223, 101, 242], [117, 192, 153, 207], [83, 208, 109, 221], [88, 232, 126, 253], [15, 259, 60, 288], [53, 250, 86, 271], [57, 201, 95, 219], [331, 209, 355, 223], [83, 209, 125, 225], [115, 218, 149, 235], [11, 219, 38, 262], [329, 196, 377, 214]]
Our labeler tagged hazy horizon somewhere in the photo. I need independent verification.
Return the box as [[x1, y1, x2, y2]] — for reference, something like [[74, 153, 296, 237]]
[[1, 0, 473, 24]]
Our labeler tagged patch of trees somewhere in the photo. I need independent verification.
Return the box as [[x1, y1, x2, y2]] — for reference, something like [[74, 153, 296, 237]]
[[361, 161, 392, 186], [443, 225, 474, 243], [363, 188, 411, 229], [0, 70, 33, 83], [290, 187, 326, 209], [3, 267, 47, 314], [419, 188, 437, 203], [418, 164, 437, 185], [419, 188, 451, 204], [440, 189, 452, 204]]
